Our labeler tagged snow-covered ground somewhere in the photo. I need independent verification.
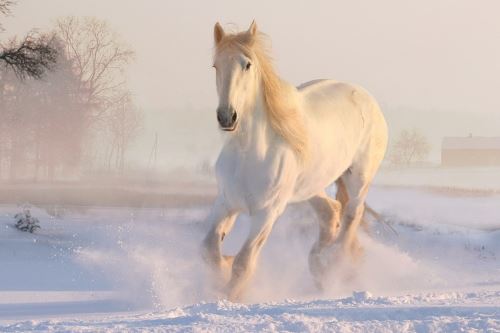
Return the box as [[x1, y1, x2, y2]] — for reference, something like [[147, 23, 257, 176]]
[[0, 184, 499, 332], [375, 166, 500, 192]]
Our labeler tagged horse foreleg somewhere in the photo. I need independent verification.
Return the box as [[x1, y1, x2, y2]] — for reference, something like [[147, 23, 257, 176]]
[[308, 193, 342, 290], [201, 197, 238, 284], [225, 209, 279, 301]]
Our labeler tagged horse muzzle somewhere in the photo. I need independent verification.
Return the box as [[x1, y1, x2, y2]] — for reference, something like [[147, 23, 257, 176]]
[[217, 106, 238, 131]]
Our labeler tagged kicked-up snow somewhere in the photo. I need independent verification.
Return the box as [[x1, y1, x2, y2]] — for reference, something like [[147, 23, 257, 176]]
[[0, 185, 499, 332]]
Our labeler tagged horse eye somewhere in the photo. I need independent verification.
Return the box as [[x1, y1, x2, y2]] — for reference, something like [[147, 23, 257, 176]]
[[245, 62, 252, 71]]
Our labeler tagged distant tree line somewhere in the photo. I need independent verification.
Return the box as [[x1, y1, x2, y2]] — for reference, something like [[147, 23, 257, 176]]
[[0, 11, 142, 181]]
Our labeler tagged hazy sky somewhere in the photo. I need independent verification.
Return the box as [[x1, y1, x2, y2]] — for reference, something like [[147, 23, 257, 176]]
[[3, 0, 500, 113], [2, 0, 499, 167]]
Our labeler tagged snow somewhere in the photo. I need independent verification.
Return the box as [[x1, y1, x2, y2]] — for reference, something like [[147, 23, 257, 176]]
[[0, 184, 499, 332], [2, 293, 499, 332], [374, 166, 500, 192]]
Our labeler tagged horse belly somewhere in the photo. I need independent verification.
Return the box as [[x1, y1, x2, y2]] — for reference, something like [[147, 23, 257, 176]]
[[290, 94, 364, 202], [290, 153, 349, 203]]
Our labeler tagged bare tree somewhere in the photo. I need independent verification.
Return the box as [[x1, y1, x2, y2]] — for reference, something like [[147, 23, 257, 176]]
[[54, 17, 136, 175], [104, 93, 143, 173], [389, 128, 431, 166], [0, 33, 58, 79], [0, 1, 57, 79], [0, 14, 138, 180], [54, 17, 134, 122], [0, 36, 87, 181]]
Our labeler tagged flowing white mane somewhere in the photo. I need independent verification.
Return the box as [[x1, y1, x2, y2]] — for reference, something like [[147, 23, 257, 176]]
[[215, 31, 308, 160]]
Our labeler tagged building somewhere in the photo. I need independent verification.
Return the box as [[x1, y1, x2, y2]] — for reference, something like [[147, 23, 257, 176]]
[[441, 136, 500, 167]]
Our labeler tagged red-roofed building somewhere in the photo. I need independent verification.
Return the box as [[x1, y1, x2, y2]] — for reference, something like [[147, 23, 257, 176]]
[[441, 136, 500, 166]]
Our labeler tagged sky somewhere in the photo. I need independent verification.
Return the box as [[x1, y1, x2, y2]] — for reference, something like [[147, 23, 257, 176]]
[[2, 0, 500, 166]]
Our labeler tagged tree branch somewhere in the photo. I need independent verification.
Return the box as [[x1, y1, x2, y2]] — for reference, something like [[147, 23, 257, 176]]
[[0, 32, 58, 79]]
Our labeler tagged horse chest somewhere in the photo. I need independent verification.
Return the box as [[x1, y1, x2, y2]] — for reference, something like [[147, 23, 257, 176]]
[[216, 148, 294, 212]]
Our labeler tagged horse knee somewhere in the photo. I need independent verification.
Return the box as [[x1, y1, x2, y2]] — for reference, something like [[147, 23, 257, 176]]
[[310, 196, 339, 221], [201, 229, 224, 265], [311, 196, 342, 245]]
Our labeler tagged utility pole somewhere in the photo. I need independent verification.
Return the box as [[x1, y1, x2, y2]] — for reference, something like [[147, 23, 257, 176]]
[[148, 132, 158, 171]]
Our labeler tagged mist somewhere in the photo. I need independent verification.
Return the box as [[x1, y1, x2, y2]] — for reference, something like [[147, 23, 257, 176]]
[[0, 1, 499, 330], [1, 0, 499, 172]]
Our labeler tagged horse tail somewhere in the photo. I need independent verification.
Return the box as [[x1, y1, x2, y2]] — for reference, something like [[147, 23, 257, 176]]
[[364, 202, 398, 235], [364, 203, 381, 221]]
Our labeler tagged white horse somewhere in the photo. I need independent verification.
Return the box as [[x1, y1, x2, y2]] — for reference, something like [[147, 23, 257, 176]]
[[202, 21, 388, 301]]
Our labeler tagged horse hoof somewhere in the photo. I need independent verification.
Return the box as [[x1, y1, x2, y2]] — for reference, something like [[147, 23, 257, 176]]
[[225, 285, 243, 303], [313, 278, 325, 292]]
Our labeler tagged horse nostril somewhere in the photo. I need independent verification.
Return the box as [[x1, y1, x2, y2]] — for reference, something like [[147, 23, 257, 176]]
[[217, 113, 222, 123], [232, 112, 237, 123]]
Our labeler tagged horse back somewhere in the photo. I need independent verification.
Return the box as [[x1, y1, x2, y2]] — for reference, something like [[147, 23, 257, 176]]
[[298, 79, 385, 137], [290, 79, 387, 201]]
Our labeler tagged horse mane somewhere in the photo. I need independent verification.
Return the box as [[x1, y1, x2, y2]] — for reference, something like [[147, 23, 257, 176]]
[[215, 31, 309, 161]]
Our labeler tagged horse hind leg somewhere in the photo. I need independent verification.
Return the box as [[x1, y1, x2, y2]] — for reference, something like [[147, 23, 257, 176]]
[[336, 177, 371, 237], [308, 192, 342, 290], [338, 160, 382, 260]]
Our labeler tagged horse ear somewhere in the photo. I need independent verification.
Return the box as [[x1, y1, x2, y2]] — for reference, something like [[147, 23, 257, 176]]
[[248, 20, 258, 36], [214, 22, 225, 45]]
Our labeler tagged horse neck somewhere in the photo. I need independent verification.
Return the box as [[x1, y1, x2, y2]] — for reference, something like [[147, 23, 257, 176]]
[[234, 90, 272, 158], [236, 80, 297, 159]]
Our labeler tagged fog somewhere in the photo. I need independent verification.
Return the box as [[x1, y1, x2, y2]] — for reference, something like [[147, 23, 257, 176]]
[[0, 0, 498, 245], [1, 2, 500, 324], [2, 0, 499, 170]]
